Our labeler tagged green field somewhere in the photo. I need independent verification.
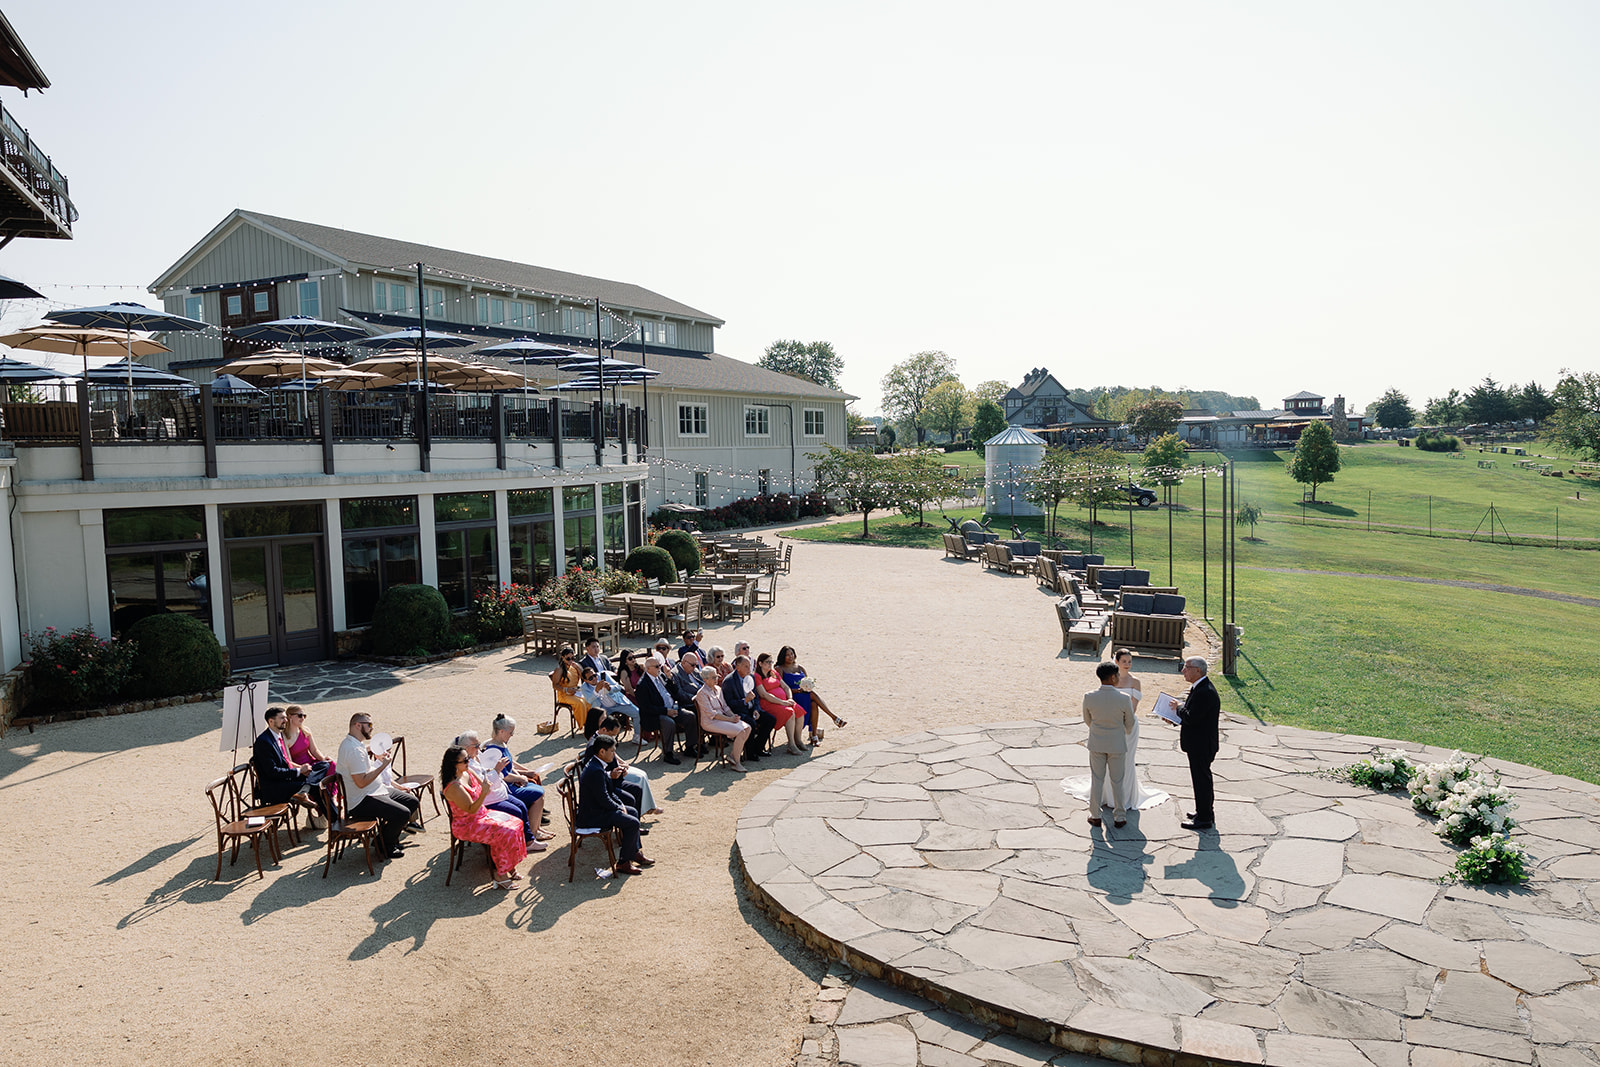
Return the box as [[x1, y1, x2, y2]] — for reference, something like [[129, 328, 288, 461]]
[[790, 444, 1600, 781]]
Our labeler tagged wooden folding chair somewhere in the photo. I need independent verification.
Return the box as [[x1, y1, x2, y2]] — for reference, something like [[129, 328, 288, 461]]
[[319, 778, 380, 878], [207, 775, 275, 881], [232, 761, 297, 854], [388, 736, 439, 826], [557, 767, 617, 882], [445, 817, 493, 886]]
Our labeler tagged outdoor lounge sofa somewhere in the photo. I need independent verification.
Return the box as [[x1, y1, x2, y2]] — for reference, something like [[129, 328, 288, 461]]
[[1057, 597, 1108, 653], [1107, 591, 1187, 656]]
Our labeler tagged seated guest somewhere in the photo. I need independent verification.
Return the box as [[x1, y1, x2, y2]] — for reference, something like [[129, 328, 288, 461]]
[[632, 655, 694, 765], [617, 649, 645, 703], [338, 713, 420, 859], [578, 666, 639, 738], [578, 639, 610, 679], [721, 654, 771, 762], [669, 653, 707, 756], [441, 745, 527, 889], [707, 646, 732, 682], [548, 646, 591, 732], [679, 628, 705, 664], [280, 704, 333, 825], [483, 715, 555, 843], [651, 637, 675, 668], [457, 730, 546, 851], [578, 735, 653, 876], [777, 645, 847, 746], [582, 714, 662, 815], [755, 653, 806, 755], [253, 706, 312, 807], [694, 666, 751, 771]]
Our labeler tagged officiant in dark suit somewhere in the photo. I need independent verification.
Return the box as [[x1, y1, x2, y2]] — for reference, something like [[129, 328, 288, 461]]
[[1175, 657, 1220, 831]]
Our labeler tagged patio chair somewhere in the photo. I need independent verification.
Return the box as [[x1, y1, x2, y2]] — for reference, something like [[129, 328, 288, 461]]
[[557, 765, 617, 882], [388, 735, 440, 825], [445, 819, 493, 886], [780, 543, 793, 574], [1057, 597, 1108, 654], [206, 774, 275, 881], [319, 777, 380, 878], [752, 572, 776, 609], [627, 597, 658, 635], [233, 761, 298, 854], [1036, 557, 1059, 591], [1108, 610, 1187, 658]]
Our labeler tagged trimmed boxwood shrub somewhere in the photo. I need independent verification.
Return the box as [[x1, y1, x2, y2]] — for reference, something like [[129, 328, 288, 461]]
[[654, 529, 701, 576], [370, 584, 452, 656], [127, 613, 227, 698], [1416, 431, 1461, 452], [622, 545, 678, 585]]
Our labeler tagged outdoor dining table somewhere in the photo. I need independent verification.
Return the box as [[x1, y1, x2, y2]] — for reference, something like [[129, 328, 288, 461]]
[[606, 594, 687, 630], [541, 609, 627, 653], [686, 581, 745, 620]]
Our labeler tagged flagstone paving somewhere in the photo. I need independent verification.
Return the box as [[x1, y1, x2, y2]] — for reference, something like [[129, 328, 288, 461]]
[[738, 716, 1600, 1067]]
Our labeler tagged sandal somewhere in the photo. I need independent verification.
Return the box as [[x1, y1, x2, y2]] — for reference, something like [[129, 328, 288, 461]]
[[834, 718, 847, 728], [492, 877, 517, 890]]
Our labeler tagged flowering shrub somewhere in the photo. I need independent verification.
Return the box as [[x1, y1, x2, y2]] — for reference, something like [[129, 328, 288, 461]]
[[1407, 751, 1480, 815], [472, 583, 542, 640], [1448, 832, 1529, 885], [1432, 776, 1518, 845], [1341, 749, 1414, 791], [24, 626, 138, 708], [535, 566, 640, 612]]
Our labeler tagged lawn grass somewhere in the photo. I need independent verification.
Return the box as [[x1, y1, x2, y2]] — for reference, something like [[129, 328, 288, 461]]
[[788, 451, 1600, 781]]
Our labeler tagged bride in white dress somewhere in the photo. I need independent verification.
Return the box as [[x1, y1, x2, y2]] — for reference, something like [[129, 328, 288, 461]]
[[1062, 648, 1171, 811]]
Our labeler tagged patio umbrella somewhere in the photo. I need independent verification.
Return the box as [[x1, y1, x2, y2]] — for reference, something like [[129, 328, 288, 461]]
[[45, 302, 207, 411], [273, 367, 388, 391], [217, 350, 347, 381], [435, 364, 527, 391], [209, 374, 263, 396], [82, 358, 197, 389], [353, 328, 475, 351], [350, 353, 469, 383], [482, 338, 575, 365], [0, 354, 60, 400], [230, 317, 368, 408], [0, 274, 45, 300], [0, 324, 170, 387]]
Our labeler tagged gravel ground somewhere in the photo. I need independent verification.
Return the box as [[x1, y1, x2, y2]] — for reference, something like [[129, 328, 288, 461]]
[[0, 536, 1174, 1066]]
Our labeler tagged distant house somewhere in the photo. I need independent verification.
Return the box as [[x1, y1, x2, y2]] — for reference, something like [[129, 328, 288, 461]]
[[1001, 369, 1115, 434], [1176, 390, 1370, 447]]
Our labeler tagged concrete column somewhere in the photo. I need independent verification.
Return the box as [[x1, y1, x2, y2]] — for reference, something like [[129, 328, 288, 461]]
[[204, 503, 225, 646], [551, 487, 566, 573], [592, 480, 605, 571], [80, 510, 111, 637], [0, 458, 19, 671], [494, 489, 511, 587], [418, 492, 438, 587], [324, 497, 345, 632]]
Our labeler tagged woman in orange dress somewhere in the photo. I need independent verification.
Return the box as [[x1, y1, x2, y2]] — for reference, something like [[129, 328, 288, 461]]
[[754, 652, 805, 755], [548, 645, 591, 730]]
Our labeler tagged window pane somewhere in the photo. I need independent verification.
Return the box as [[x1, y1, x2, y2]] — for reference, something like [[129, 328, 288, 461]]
[[468, 528, 497, 601], [603, 509, 626, 568], [491, 299, 505, 324], [510, 520, 554, 588], [507, 487, 553, 517], [434, 492, 494, 524], [627, 482, 642, 503], [298, 280, 320, 318], [391, 284, 408, 311], [436, 529, 466, 609], [222, 503, 323, 539], [562, 484, 594, 513], [228, 545, 270, 640], [184, 296, 204, 322], [279, 543, 320, 634], [107, 553, 159, 635], [383, 534, 419, 586], [602, 482, 623, 507], [164, 548, 210, 620], [253, 291, 270, 313], [343, 537, 380, 628], [374, 280, 387, 310], [340, 495, 417, 531], [564, 514, 596, 570], [226, 294, 243, 317], [106, 505, 205, 546]]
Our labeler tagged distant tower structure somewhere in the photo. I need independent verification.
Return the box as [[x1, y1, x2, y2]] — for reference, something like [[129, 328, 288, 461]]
[[1330, 395, 1349, 440]]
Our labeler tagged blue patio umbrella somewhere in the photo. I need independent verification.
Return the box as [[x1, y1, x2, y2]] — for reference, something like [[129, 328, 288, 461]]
[[0, 355, 60, 383], [82, 358, 196, 388], [231, 317, 366, 413], [46, 302, 208, 407], [0, 273, 45, 301], [210, 373, 263, 396], [353, 328, 475, 351], [481, 338, 575, 365]]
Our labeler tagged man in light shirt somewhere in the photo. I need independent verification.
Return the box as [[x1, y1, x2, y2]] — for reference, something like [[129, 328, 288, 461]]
[[337, 713, 419, 859]]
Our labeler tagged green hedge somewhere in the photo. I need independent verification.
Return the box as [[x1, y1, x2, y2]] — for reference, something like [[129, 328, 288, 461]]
[[369, 584, 453, 656], [622, 546, 678, 585], [654, 529, 701, 576], [127, 613, 227, 698]]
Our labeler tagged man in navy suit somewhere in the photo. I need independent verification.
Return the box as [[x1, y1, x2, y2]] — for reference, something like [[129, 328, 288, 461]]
[[1176, 657, 1221, 831], [632, 655, 694, 765], [721, 654, 771, 761], [252, 706, 310, 806], [578, 735, 652, 875]]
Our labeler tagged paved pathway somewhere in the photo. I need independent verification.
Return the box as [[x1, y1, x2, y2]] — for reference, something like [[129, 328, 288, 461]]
[[740, 718, 1600, 1067]]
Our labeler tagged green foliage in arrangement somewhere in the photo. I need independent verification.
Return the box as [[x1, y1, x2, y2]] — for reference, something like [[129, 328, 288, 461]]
[[1414, 431, 1461, 452], [622, 546, 678, 585], [1447, 833, 1529, 885], [24, 626, 138, 708]]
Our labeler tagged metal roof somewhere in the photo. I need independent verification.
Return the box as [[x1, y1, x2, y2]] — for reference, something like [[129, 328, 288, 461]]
[[985, 425, 1048, 447], [1283, 390, 1324, 401], [0, 12, 48, 91]]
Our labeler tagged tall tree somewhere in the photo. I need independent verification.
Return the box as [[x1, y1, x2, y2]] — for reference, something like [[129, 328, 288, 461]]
[[758, 340, 843, 390], [923, 380, 973, 443], [1064, 445, 1128, 550], [1515, 381, 1555, 423], [1464, 377, 1514, 425], [881, 350, 958, 445], [972, 399, 1007, 444], [1141, 433, 1188, 489], [971, 379, 1011, 405], [1423, 389, 1464, 426], [1545, 371, 1600, 459], [809, 444, 896, 538], [1128, 398, 1185, 440], [1368, 388, 1415, 429], [893, 452, 948, 526], [1286, 421, 1342, 502], [1024, 447, 1076, 539]]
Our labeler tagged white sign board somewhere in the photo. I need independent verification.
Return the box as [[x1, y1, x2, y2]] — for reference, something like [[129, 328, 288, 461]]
[[220, 679, 269, 753]]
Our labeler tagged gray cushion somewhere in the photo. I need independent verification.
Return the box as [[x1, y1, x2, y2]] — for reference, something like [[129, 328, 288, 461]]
[[1127, 569, 1151, 587], [1119, 592, 1155, 615], [1151, 593, 1187, 616], [1098, 569, 1127, 590], [1057, 597, 1084, 622], [1060, 554, 1085, 570], [1011, 541, 1041, 556], [1083, 554, 1105, 566]]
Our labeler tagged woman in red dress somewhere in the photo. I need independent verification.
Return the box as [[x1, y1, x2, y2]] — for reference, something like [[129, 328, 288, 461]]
[[754, 652, 805, 755], [440, 745, 528, 889]]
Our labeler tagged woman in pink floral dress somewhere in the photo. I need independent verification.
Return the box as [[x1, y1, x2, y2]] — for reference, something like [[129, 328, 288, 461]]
[[440, 745, 527, 889]]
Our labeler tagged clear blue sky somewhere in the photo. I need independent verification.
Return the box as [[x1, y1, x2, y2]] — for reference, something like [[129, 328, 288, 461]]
[[2, 1, 1596, 415]]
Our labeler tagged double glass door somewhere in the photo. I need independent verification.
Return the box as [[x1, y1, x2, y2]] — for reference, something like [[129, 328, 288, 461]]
[[227, 538, 326, 669]]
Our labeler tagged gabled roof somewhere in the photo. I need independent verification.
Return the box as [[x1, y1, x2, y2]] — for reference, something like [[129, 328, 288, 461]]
[[1228, 409, 1288, 420], [151, 209, 723, 325], [1284, 390, 1324, 401], [486, 342, 853, 401], [1013, 370, 1067, 398], [0, 11, 49, 91]]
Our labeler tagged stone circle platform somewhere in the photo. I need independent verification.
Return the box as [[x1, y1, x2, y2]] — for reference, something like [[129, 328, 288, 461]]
[[734, 717, 1600, 1067]]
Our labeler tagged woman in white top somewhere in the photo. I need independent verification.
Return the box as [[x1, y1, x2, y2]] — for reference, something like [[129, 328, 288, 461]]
[[1062, 648, 1170, 811], [693, 666, 751, 771]]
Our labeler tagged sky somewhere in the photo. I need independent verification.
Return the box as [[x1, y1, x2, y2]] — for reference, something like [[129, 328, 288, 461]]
[[2, 1, 1597, 416]]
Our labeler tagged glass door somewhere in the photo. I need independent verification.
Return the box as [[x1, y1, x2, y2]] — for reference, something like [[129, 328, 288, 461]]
[[225, 538, 326, 668]]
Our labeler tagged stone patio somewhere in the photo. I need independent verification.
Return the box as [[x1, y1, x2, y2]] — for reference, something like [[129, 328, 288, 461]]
[[738, 717, 1600, 1067]]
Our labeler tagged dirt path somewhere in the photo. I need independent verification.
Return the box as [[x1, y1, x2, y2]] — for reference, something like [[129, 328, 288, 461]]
[[1245, 565, 1600, 608]]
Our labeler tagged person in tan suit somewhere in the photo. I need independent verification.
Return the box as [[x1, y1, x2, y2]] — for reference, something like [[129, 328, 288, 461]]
[[1082, 661, 1137, 827]]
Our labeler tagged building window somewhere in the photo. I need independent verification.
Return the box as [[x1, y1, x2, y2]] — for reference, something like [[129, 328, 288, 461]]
[[678, 403, 708, 437], [253, 291, 270, 314], [560, 306, 596, 337], [434, 493, 497, 611], [639, 319, 677, 346], [104, 505, 209, 636], [509, 301, 523, 327], [373, 280, 387, 311], [184, 296, 204, 322], [601, 481, 626, 569], [694, 472, 709, 508], [758, 469, 771, 496], [340, 495, 419, 628], [427, 288, 444, 317], [390, 284, 409, 313], [298, 280, 320, 319], [804, 408, 825, 436], [226, 294, 243, 317], [562, 485, 597, 570], [508, 488, 554, 589], [744, 405, 770, 436]]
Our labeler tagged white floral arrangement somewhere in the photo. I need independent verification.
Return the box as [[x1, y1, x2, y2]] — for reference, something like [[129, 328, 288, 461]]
[[1343, 749, 1414, 791], [1407, 750, 1480, 815], [1448, 831, 1529, 885], [797, 677, 814, 692], [1432, 776, 1519, 845]]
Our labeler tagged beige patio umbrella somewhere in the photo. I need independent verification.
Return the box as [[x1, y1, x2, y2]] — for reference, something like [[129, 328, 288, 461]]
[[434, 364, 526, 391], [349, 354, 469, 382], [0, 325, 170, 392], [218, 350, 347, 381], [274, 367, 392, 392]]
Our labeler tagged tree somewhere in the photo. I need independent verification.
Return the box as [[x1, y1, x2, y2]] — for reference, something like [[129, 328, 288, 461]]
[[1464, 377, 1514, 425], [1545, 371, 1600, 459], [881, 351, 958, 445], [759, 340, 843, 389], [1024, 447, 1076, 539], [971, 379, 1011, 405], [1515, 382, 1555, 424], [1287, 421, 1342, 502], [1423, 389, 1464, 426], [1128, 398, 1185, 440], [923, 380, 972, 444], [846, 405, 875, 439], [892, 451, 948, 526], [810, 444, 896, 538], [972, 399, 1007, 444], [1368, 388, 1415, 429], [1064, 445, 1127, 550], [1235, 501, 1263, 540], [1141, 433, 1187, 488]]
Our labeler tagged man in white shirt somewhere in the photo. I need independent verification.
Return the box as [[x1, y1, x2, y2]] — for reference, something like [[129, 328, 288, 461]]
[[337, 713, 419, 859]]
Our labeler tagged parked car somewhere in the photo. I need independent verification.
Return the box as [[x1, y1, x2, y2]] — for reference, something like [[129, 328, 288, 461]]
[[1121, 483, 1158, 507]]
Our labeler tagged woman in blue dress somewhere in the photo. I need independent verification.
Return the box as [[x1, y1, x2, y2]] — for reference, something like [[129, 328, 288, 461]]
[[776, 645, 847, 746]]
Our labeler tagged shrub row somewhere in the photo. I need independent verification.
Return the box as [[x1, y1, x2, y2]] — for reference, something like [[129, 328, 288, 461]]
[[25, 615, 227, 710], [648, 492, 830, 534]]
